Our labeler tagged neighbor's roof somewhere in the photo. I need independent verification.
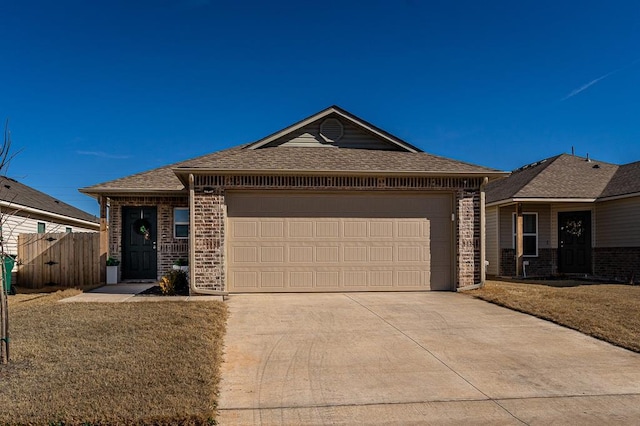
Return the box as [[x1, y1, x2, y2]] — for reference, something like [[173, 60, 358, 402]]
[[600, 160, 640, 199], [486, 154, 623, 204], [0, 176, 98, 224]]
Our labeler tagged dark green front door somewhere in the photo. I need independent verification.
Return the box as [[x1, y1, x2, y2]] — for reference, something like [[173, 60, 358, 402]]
[[122, 207, 157, 280]]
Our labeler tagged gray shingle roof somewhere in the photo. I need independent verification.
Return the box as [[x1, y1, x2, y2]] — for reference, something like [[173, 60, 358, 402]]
[[1, 176, 98, 224], [80, 106, 510, 196], [176, 145, 502, 174], [600, 161, 640, 198], [82, 144, 503, 194], [486, 154, 623, 204]]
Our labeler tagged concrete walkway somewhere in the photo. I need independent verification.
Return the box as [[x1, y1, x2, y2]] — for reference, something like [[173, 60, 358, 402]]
[[218, 292, 640, 425], [60, 283, 224, 302]]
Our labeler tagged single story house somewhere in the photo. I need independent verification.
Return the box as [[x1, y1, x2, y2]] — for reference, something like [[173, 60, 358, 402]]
[[0, 176, 99, 256], [80, 106, 505, 293], [485, 153, 640, 282]]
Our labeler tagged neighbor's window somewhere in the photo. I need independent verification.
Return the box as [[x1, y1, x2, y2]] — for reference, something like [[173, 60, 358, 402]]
[[512, 212, 538, 256], [37, 222, 46, 234], [66, 227, 72, 233], [174, 208, 189, 239]]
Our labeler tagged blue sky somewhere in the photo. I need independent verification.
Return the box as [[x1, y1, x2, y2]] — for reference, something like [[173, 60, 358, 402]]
[[2, 1, 639, 216]]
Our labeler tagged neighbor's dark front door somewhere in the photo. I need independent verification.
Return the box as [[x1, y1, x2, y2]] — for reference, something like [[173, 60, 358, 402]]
[[558, 211, 591, 274], [122, 207, 157, 280]]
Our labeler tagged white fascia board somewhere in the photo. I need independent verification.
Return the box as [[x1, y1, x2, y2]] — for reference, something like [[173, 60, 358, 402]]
[[596, 192, 640, 202], [0, 200, 99, 229], [173, 168, 506, 178], [486, 198, 597, 208]]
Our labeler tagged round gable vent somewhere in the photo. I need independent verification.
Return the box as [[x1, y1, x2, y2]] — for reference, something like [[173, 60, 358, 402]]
[[320, 118, 344, 143]]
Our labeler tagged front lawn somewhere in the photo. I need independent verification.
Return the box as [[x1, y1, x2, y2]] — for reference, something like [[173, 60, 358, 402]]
[[0, 290, 227, 425], [470, 280, 640, 353]]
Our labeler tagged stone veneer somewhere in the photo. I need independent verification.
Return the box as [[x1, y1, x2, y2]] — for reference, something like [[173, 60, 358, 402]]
[[109, 195, 188, 281], [189, 175, 484, 292]]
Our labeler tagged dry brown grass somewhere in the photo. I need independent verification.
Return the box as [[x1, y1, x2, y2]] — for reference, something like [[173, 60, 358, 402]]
[[0, 291, 227, 425], [470, 280, 640, 353]]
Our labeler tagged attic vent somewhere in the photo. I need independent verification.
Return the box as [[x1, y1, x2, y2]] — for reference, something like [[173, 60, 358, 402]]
[[320, 118, 344, 143]]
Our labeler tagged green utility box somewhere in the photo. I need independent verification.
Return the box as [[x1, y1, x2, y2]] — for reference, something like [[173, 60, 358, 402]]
[[2, 256, 15, 294]]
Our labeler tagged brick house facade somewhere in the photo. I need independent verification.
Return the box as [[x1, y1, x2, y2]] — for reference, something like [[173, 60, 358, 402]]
[[82, 106, 504, 292]]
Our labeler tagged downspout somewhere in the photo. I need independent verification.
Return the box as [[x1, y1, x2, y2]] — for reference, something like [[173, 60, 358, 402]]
[[189, 173, 228, 297], [479, 176, 488, 287]]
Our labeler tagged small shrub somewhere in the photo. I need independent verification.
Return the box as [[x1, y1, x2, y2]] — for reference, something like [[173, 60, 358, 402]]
[[106, 257, 120, 266], [159, 270, 189, 296], [174, 258, 188, 266]]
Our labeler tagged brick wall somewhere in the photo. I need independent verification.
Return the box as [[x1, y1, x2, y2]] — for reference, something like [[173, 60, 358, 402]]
[[500, 248, 556, 277], [109, 196, 188, 281], [593, 247, 640, 283], [108, 177, 484, 292]]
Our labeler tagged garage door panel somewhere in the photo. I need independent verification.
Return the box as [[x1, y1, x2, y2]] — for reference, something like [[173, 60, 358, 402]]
[[233, 221, 258, 238], [289, 221, 313, 237], [290, 246, 313, 262], [398, 246, 421, 262], [227, 192, 452, 292], [289, 271, 313, 288], [316, 246, 339, 262], [344, 220, 368, 238], [260, 246, 284, 263], [260, 221, 284, 238], [397, 270, 424, 287], [232, 246, 258, 263]]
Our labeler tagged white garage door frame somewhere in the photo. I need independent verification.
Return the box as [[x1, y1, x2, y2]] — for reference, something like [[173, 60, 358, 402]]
[[225, 190, 455, 293]]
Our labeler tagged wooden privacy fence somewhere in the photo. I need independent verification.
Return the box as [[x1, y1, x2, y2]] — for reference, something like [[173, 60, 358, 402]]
[[17, 233, 100, 289]]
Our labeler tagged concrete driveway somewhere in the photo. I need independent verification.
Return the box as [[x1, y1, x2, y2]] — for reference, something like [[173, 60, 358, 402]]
[[218, 292, 640, 425]]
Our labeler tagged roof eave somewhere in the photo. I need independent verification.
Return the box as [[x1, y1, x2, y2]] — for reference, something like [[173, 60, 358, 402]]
[[486, 197, 598, 208], [173, 167, 506, 186], [79, 188, 187, 199], [597, 191, 640, 202], [0, 200, 99, 228]]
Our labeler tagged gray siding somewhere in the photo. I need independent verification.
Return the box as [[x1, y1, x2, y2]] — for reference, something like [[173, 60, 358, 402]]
[[596, 196, 640, 247], [265, 117, 401, 150], [486, 206, 499, 275], [498, 204, 551, 251], [499, 205, 515, 248]]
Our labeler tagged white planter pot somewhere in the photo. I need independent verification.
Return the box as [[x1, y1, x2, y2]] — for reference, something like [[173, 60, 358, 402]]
[[106, 266, 119, 284], [172, 265, 189, 273]]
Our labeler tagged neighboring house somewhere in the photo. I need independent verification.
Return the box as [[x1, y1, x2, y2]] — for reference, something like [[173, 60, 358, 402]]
[[485, 154, 640, 282], [0, 176, 100, 256], [80, 106, 505, 293]]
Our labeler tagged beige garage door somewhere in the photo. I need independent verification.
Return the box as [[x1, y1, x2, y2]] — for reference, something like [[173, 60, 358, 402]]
[[226, 191, 452, 292]]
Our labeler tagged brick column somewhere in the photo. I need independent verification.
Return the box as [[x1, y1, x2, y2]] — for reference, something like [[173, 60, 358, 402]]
[[192, 190, 226, 291], [457, 189, 481, 288]]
